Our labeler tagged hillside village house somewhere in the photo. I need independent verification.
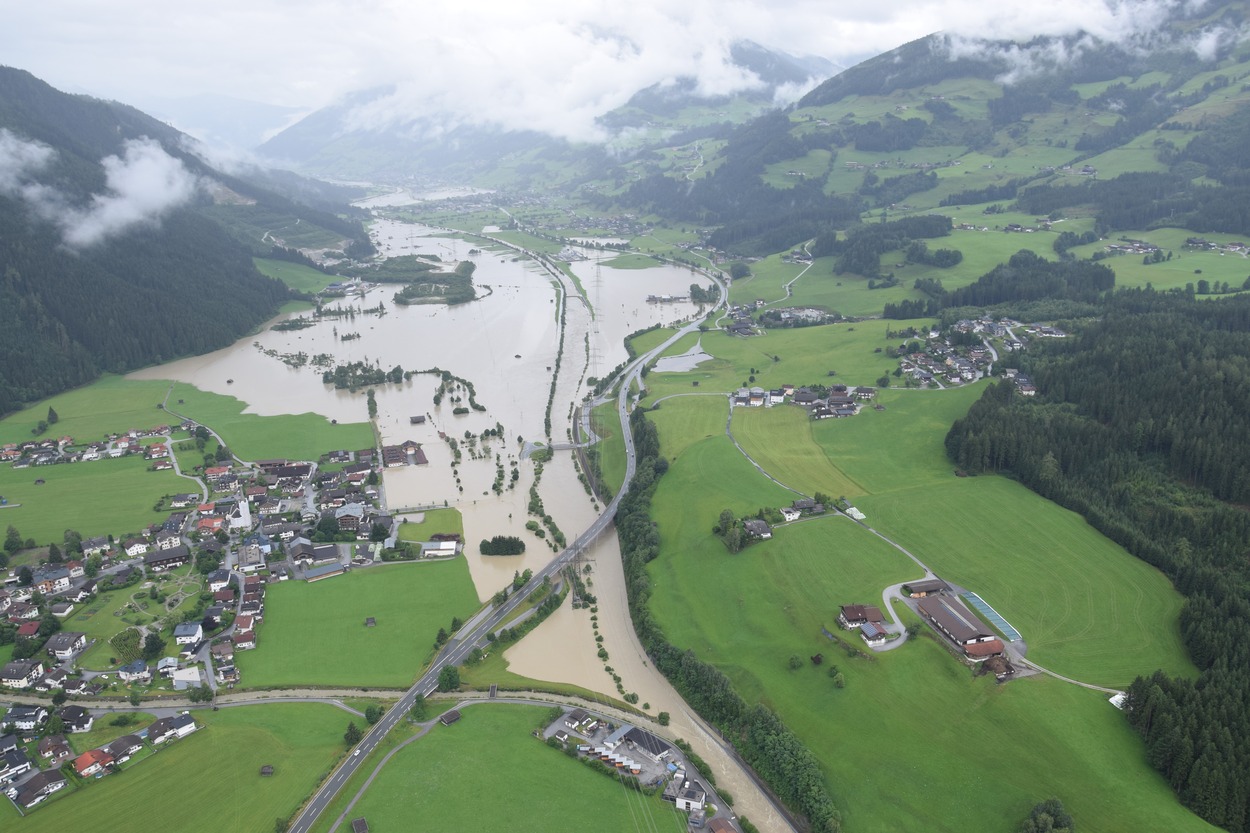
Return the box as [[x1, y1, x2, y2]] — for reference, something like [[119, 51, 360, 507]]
[[144, 544, 190, 572], [3, 705, 48, 731], [124, 538, 149, 557], [13, 769, 68, 809], [174, 622, 203, 645], [155, 530, 181, 550], [59, 705, 93, 733], [1, 659, 45, 689], [148, 713, 197, 744], [74, 748, 113, 777], [0, 749, 33, 784], [45, 631, 87, 660]]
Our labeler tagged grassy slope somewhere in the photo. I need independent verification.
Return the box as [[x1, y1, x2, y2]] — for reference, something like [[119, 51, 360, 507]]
[[168, 382, 374, 461], [0, 375, 171, 445], [645, 401, 1209, 833], [0, 454, 185, 545], [643, 323, 918, 403], [4, 704, 347, 833], [730, 386, 1193, 681], [234, 562, 479, 689], [254, 257, 336, 293], [327, 705, 685, 833]]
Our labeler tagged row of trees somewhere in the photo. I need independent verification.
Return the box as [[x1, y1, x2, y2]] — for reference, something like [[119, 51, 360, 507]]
[[615, 408, 842, 832]]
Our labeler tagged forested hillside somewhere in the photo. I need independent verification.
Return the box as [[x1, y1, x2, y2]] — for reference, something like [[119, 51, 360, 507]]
[[946, 290, 1250, 830], [0, 67, 369, 415]]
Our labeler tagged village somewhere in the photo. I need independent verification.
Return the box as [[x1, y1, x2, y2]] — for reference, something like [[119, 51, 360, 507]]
[[0, 415, 468, 814]]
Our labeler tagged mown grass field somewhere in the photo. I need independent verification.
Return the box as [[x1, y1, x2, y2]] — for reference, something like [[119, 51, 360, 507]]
[[395, 508, 464, 542], [67, 712, 157, 755], [168, 382, 374, 461], [234, 562, 479, 688], [254, 257, 338, 293], [0, 375, 171, 445], [1068, 227, 1250, 292], [731, 405, 861, 499], [643, 402, 1213, 833], [590, 401, 626, 494], [625, 326, 680, 359], [3, 704, 348, 833], [857, 476, 1193, 685], [323, 705, 686, 833], [642, 322, 917, 402], [0, 454, 185, 545]]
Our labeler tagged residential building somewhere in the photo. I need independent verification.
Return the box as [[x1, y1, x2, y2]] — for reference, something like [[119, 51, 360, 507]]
[[1, 659, 45, 689], [46, 631, 87, 660]]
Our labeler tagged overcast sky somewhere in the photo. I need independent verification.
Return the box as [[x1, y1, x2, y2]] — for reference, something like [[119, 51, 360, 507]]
[[1, 0, 1218, 142]]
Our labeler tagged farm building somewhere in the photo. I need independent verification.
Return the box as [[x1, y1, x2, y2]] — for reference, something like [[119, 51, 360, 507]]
[[917, 595, 1004, 661], [859, 622, 889, 646], [902, 578, 949, 597], [838, 605, 884, 629]]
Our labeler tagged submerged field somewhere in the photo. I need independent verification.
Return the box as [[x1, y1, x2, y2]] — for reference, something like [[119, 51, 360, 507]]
[[322, 704, 687, 833], [3, 704, 347, 833], [167, 382, 374, 461], [235, 561, 480, 689]]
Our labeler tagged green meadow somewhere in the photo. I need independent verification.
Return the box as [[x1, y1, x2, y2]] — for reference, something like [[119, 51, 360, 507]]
[[0, 454, 184, 545], [254, 257, 339, 293], [0, 375, 171, 445], [3, 704, 348, 833], [67, 712, 157, 755], [235, 562, 479, 689], [322, 705, 687, 833], [167, 382, 374, 461], [589, 401, 627, 495], [642, 397, 1212, 833], [395, 508, 464, 542], [642, 322, 916, 402], [857, 476, 1193, 685]]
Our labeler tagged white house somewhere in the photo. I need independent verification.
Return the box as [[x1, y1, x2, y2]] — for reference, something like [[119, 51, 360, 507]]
[[2, 705, 47, 731], [45, 631, 87, 660], [173, 622, 203, 646], [1, 660, 45, 689], [780, 507, 801, 522]]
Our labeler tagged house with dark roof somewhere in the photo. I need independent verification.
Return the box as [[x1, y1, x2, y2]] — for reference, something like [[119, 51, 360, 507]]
[[59, 705, 93, 733], [838, 605, 884, 629], [742, 519, 772, 539], [38, 734, 72, 765], [118, 659, 150, 684], [144, 544, 190, 572], [14, 768, 68, 808], [46, 631, 87, 660], [917, 595, 1001, 661], [3, 705, 47, 731], [0, 748, 33, 784], [902, 578, 949, 597], [104, 734, 144, 764], [1, 659, 45, 689]]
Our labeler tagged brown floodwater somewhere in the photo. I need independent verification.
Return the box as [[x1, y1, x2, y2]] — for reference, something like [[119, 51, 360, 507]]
[[129, 218, 695, 601]]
